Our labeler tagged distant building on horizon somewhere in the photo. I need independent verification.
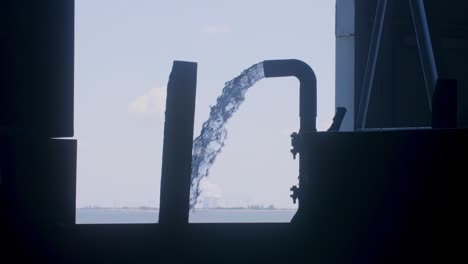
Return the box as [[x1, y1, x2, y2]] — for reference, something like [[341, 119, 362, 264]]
[[203, 197, 219, 209]]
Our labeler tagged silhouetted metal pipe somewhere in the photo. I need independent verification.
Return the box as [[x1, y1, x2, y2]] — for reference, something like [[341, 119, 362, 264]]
[[410, 0, 438, 110], [356, 0, 388, 130], [263, 59, 317, 222], [263, 59, 317, 132], [159, 61, 197, 225]]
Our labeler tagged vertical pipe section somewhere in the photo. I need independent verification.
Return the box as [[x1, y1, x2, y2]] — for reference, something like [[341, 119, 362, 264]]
[[159, 61, 197, 225], [409, 0, 438, 110], [356, 0, 388, 130]]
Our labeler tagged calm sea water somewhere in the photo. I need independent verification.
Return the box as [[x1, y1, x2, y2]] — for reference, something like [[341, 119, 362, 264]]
[[76, 208, 296, 224]]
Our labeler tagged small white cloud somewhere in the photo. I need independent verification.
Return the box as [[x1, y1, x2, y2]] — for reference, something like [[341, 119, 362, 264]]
[[202, 24, 231, 33], [128, 86, 166, 118], [200, 178, 223, 198]]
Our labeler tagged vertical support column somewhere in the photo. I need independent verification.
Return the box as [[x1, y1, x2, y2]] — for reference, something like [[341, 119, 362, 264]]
[[356, 0, 388, 130], [159, 61, 197, 225], [336, 0, 356, 131], [2, 0, 75, 137]]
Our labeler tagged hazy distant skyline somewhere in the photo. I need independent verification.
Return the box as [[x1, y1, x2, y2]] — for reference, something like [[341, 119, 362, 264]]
[[75, 0, 336, 209]]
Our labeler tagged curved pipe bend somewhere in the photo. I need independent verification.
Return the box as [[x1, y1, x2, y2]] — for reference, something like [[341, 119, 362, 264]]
[[263, 59, 317, 132]]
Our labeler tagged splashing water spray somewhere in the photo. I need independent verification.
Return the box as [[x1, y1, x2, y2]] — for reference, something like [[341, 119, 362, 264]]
[[190, 59, 323, 211], [190, 63, 265, 208]]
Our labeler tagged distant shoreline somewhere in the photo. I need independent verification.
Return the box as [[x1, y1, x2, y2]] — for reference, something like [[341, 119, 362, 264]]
[[77, 206, 297, 211]]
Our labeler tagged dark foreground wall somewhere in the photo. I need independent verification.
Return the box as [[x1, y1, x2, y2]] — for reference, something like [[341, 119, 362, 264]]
[[2, 131, 466, 263], [1, 0, 76, 262], [297, 129, 468, 263]]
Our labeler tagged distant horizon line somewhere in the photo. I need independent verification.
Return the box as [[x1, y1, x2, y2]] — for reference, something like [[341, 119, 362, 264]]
[[77, 205, 297, 210]]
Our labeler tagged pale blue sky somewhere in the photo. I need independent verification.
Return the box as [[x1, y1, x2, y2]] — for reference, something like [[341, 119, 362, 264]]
[[75, 0, 336, 209]]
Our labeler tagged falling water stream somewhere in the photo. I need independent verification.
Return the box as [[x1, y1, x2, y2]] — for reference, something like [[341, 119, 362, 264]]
[[190, 62, 265, 208]]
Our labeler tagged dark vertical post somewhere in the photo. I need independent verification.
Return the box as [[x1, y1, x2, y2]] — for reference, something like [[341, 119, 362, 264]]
[[159, 61, 197, 225], [2, 0, 75, 137], [2, 2, 76, 260]]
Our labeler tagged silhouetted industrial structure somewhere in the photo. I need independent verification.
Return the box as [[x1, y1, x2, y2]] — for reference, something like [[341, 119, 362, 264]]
[[2, 0, 468, 263]]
